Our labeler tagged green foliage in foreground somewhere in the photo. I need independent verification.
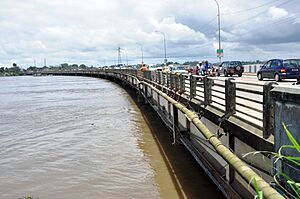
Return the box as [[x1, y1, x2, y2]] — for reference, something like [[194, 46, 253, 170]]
[[243, 123, 300, 198]]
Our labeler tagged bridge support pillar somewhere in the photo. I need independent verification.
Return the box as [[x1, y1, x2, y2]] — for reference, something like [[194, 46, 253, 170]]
[[172, 105, 179, 145], [204, 76, 213, 106], [166, 73, 171, 94], [190, 75, 197, 99], [225, 78, 236, 116], [263, 82, 277, 138]]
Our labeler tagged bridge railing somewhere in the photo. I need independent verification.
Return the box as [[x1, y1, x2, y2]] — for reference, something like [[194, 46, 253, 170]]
[[120, 70, 276, 139]]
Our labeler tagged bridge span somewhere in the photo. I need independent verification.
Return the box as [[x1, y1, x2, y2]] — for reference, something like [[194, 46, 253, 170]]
[[36, 69, 299, 199]]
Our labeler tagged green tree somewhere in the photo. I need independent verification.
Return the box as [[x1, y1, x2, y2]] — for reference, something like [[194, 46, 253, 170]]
[[61, 63, 69, 68], [79, 64, 87, 69], [166, 61, 173, 66], [71, 64, 78, 68], [27, 66, 37, 71]]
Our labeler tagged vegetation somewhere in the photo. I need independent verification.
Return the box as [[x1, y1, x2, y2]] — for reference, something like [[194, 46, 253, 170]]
[[0, 63, 93, 76], [0, 66, 23, 76], [244, 123, 300, 198]]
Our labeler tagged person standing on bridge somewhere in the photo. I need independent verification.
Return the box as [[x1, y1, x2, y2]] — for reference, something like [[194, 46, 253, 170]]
[[200, 61, 206, 75], [196, 63, 202, 75]]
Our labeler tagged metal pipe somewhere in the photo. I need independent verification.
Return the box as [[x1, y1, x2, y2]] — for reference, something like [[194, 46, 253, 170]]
[[141, 81, 284, 199]]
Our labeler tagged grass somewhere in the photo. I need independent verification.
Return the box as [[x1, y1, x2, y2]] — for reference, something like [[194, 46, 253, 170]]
[[243, 122, 300, 198]]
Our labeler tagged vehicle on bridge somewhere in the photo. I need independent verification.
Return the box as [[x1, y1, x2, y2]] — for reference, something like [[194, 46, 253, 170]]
[[170, 65, 189, 75], [218, 61, 244, 77], [200, 62, 219, 76], [148, 64, 157, 71], [257, 59, 300, 82]]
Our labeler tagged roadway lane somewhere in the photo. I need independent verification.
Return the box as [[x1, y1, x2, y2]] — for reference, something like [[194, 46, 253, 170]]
[[218, 74, 299, 86]]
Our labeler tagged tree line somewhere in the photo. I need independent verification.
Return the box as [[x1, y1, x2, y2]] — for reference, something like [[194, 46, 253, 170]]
[[0, 63, 90, 76]]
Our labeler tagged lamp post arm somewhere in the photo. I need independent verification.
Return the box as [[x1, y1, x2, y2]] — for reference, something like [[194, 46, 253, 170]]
[[155, 30, 167, 63], [214, 0, 222, 64]]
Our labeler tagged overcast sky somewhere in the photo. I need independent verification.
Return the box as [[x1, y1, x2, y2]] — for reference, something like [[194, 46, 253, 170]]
[[0, 0, 299, 67]]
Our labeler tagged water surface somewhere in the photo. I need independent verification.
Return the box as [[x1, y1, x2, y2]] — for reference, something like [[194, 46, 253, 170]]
[[0, 76, 160, 199], [0, 75, 223, 199]]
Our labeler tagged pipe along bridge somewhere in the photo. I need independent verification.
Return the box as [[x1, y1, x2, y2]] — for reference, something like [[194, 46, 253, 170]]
[[37, 69, 299, 199]]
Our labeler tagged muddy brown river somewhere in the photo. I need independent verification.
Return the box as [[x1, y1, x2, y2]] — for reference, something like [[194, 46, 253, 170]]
[[0, 76, 223, 199]]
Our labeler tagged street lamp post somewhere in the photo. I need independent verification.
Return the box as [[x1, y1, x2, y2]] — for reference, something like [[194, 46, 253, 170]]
[[120, 48, 129, 66], [214, 0, 222, 64], [136, 42, 144, 66], [125, 50, 128, 66], [155, 30, 167, 64]]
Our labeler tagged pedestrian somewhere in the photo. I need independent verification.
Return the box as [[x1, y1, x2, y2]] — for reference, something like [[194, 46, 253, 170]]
[[204, 60, 209, 71], [201, 61, 206, 75], [196, 63, 202, 75]]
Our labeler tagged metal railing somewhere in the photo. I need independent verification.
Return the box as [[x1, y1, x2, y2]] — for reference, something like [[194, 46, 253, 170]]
[[126, 70, 276, 139]]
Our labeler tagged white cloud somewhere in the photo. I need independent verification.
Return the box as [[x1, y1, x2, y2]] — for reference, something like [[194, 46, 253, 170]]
[[268, 6, 288, 20], [0, 0, 299, 67], [154, 17, 207, 43], [294, 17, 300, 24]]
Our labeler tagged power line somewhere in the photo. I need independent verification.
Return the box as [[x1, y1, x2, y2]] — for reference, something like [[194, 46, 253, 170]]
[[198, 15, 218, 32], [222, 0, 283, 15], [230, 13, 299, 38], [222, 0, 295, 30]]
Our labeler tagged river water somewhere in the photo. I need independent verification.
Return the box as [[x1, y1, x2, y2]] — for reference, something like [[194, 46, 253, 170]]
[[0, 76, 223, 199]]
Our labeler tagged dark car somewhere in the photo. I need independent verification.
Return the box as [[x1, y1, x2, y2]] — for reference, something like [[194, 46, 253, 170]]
[[257, 59, 300, 82], [219, 61, 244, 77]]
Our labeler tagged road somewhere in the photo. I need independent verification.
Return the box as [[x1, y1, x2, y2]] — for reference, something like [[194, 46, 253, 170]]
[[216, 73, 299, 86]]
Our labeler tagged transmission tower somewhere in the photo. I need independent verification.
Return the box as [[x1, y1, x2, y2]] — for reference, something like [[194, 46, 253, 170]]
[[117, 47, 122, 65]]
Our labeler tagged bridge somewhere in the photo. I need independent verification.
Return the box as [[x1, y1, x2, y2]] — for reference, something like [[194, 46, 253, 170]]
[[35, 69, 300, 199]]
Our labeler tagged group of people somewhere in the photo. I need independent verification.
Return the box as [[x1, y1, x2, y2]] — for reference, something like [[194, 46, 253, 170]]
[[196, 61, 211, 76]]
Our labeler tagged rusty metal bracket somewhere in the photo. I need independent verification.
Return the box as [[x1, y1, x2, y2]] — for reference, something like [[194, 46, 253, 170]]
[[190, 75, 197, 99], [263, 81, 277, 139], [225, 77, 236, 115], [204, 76, 213, 106], [216, 77, 236, 138]]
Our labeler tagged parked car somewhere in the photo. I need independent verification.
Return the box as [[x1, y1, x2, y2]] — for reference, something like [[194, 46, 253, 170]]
[[156, 64, 163, 71], [218, 61, 244, 77], [170, 65, 189, 75], [257, 59, 300, 82], [148, 64, 157, 71]]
